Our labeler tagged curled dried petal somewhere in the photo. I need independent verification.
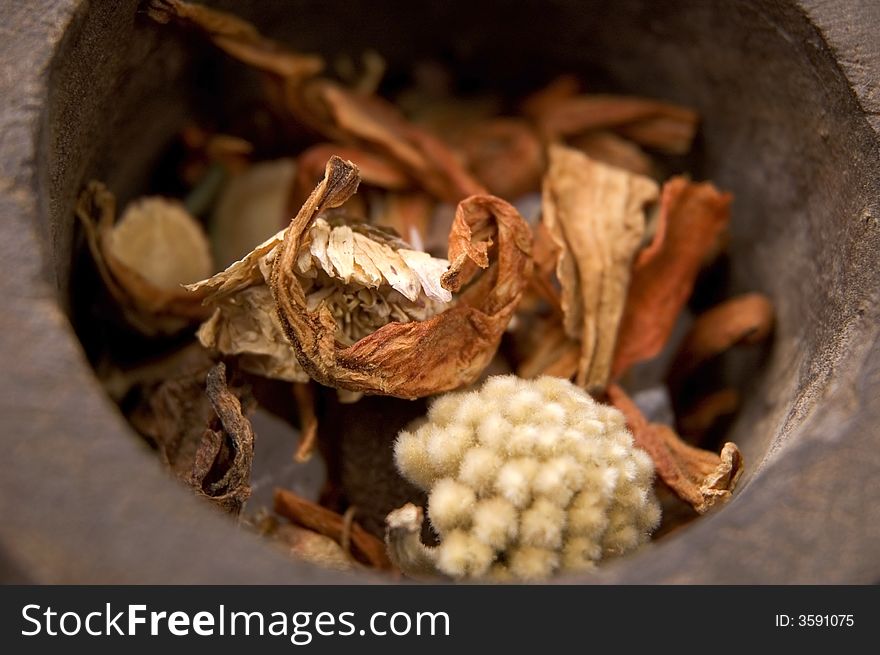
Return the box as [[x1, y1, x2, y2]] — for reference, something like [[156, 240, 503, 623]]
[[607, 384, 743, 513]]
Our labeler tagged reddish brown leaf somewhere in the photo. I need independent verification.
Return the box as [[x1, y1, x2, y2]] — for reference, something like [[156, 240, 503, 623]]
[[612, 177, 732, 379]]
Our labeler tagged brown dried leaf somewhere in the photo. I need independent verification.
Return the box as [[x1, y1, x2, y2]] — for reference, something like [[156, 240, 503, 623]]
[[612, 177, 732, 378], [189, 363, 256, 514], [671, 293, 775, 379], [454, 118, 545, 198], [270, 157, 532, 398], [607, 384, 743, 513], [311, 83, 485, 202], [274, 488, 391, 569], [148, 0, 324, 79], [542, 145, 658, 391], [679, 389, 740, 440], [516, 317, 579, 380], [75, 181, 213, 335], [520, 75, 581, 118], [570, 130, 656, 178], [530, 94, 698, 155]]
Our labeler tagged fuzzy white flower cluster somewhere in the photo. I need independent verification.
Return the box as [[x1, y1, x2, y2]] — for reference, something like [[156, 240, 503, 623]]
[[393, 375, 661, 580]]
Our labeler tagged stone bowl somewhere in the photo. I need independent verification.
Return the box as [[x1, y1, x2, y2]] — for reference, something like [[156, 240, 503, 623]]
[[1, 0, 878, 583]]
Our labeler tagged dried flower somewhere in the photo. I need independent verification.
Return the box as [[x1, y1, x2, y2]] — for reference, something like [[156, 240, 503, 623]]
[[387, 375, 660, 580], [193, 156, 532, 399], [75, 182, 213, 334], [189, 155, 461, 388]]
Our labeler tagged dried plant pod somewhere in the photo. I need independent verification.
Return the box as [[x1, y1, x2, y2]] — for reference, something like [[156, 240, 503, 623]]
[[147, 0, 324, 79], [612, 177, 732, 379], [607, 384, 743, 513], [75, 181, 213, 335], [543, 145, 658, 391], [267, 156, 532, 399], [529, 93, 698, 155], [211, 158, 297, 268], [189, 363, 256, 514], [274, 488, 391, 569], [671, 293, 775, 379]]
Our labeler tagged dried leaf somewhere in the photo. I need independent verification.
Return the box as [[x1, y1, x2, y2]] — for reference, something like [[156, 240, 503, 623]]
[[520, 74, 581, 118], [148, 0, 324, 79], [607, 384, 743, 513], [274, 488, 391, 569], [542, 145, 658, 391], [454, 118, 545, 198], [211, 159, 297, 268], [309, 82, 485, 202], [75, 182, 213, 335], [530, 94, 698, 155], [671, 293, 774, 379], [189, 363, 256, 514], [269, 157, 532, 398], [612, 177, 732, 378], [571, 130, 656, 178]]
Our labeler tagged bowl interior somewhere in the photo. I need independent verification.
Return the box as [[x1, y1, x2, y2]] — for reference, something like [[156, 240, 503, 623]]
[[39, 0, 880, 581]]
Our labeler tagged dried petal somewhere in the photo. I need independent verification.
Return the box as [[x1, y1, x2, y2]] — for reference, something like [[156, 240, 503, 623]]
[[274, 488, 391, 569], [270, 157, 531, 398], [148, 0, 324, 79], [570, 130, 656, 178], [454, 118, 545, 198], [607, 384, 743, 513], [671, 293, 775, 379], [542, 145, 658, 391], [75, 182, 212, 335], [530, 94, 698, 155], [612, 177, 732, 378]]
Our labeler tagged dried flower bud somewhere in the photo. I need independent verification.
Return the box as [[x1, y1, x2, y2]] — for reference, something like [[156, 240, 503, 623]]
[[387, 375, 660, 581]]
